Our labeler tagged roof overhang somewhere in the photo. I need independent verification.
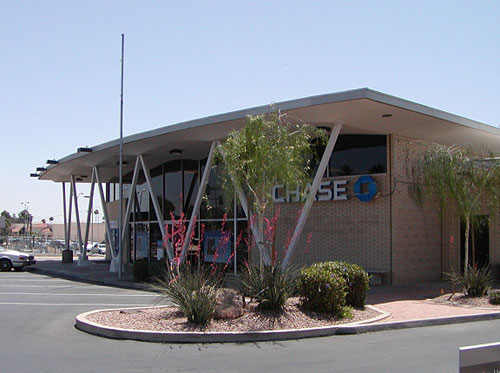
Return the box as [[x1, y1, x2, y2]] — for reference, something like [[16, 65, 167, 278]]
[[38, 88, 500, 183]]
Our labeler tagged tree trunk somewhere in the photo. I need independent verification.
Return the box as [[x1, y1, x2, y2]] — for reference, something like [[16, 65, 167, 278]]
[[258, 214, 264, 274], [464, 216, 470, 274]]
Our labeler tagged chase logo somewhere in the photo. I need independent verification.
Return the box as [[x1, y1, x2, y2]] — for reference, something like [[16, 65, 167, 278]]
[[273, 176, 378, 203], [354, 175, 377, 202]]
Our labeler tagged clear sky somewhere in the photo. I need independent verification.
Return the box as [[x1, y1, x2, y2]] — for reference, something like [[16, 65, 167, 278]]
[[1, 1, 499, 223]]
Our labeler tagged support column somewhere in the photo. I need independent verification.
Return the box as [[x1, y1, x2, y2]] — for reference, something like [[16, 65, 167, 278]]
[[139, 155, 171, 261], [67, 180, 73, 249], [179, 141, 216, 264], [71, 175, 87, 266], [281, 123, 342, 269], [62, 183, 68, 250], [61, 182, 74, 263], [121, 157, 140, 243], [111, 156, 140, 273], [94, 167, 116, 262], [81, 171, 96, 265]]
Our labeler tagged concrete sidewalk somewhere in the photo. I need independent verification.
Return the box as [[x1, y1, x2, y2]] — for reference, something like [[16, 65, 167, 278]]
[[28, 255, 146, 291]]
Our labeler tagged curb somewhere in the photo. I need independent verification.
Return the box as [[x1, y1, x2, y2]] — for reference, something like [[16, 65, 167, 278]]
[[74, 306, 500, 344], [75, 305, 390, 344], [336, 311, 500, 335]]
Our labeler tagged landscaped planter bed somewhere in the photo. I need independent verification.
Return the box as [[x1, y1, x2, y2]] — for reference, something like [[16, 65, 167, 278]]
[[85, 297, 382, 333]]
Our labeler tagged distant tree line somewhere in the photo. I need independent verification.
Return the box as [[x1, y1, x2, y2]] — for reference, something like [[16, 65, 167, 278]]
[[1, 209, 33, 225]]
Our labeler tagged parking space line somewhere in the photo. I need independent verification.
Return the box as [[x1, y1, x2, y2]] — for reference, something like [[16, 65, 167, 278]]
[[0, 285, 75, 288], [0, 292, 160, 297], [0, 279, 66, 282], [0, 302, 153, 306]]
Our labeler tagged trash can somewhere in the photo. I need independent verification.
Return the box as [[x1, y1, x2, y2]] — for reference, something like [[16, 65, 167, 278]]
[[62, 249, 73, 263]]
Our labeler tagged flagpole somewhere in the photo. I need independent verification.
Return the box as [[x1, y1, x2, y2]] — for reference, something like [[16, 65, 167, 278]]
[[118, 34, 125, 279]]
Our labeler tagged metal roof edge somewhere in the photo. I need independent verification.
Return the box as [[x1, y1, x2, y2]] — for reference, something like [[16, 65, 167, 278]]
[[364, 88, 500, 135], [40, 88, 500, 177]]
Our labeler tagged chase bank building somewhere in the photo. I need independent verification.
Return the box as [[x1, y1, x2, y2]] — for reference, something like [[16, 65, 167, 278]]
[[36, 89, 500, 284]]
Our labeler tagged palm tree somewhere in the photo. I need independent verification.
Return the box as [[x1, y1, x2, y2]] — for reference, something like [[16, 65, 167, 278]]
[[413, 145, 500, 274]]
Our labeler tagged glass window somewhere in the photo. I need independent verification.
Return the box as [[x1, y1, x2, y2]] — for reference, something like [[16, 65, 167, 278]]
[[134, 171, 149, 221], [183, 160, 199, 216], [164, 160, 182, 220], [149, 165, 163, 221], [134, 223, 149, 261], [200, 161, 233, 219], [328, 135, 387, 176]]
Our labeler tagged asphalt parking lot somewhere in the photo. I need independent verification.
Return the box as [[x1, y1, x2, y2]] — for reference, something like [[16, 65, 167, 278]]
[[1, 271, 500, 372]]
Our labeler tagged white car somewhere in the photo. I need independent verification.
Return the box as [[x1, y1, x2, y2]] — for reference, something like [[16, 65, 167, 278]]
[[0, 248, 36, 271], [96, 244, 107, 255]]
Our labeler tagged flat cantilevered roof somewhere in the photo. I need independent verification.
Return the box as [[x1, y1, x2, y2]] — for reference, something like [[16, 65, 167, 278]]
[[38, 88, 500, 183]]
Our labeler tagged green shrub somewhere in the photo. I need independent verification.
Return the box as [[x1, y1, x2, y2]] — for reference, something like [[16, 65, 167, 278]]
[[241, 265, 296, 312], [297, 263, 347, 317], [449, 266, 492, 297], [298, 261, 370, 309], [331, 262, 370, 308], [488, 289, 500, 305], [132, 259, 150, 282], [156, 265, 221, 325]]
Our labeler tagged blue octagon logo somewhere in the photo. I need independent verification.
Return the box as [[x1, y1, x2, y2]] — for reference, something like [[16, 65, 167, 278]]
[[354, 175, 377, 202]]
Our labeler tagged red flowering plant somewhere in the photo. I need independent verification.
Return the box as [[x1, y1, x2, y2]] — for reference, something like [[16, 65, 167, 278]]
[[156, 211, 238, 325]]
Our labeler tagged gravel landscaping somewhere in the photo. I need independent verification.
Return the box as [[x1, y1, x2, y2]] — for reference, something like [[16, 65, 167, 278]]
[[431, 292, 500, 309], [86, 297, 382, 332]]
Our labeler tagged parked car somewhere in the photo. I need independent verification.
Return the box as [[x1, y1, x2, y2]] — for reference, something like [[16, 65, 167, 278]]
[[86, 242, 99, 255], [97, 244, 107, 255], [0, 248, 36, 271]]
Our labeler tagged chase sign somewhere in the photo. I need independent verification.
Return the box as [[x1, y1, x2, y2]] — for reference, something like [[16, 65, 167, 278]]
[[273, 176, 377, 203]]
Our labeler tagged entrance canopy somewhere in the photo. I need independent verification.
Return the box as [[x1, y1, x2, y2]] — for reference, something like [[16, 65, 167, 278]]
[[37, 88, 500, 183]]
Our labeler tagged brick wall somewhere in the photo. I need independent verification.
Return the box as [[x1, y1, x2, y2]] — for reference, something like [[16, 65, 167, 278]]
[[244, 134, 500, 284], [267, 136, 392, 276], [390, 135, 443, 284]]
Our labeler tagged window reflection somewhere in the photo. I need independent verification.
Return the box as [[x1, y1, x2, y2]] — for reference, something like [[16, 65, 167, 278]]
[[149, 165, 163, 221], [183, 160, 199, 216], [164, 160, 182, 220], [200, 162, 233, 219], [328, 135, 387, 177]]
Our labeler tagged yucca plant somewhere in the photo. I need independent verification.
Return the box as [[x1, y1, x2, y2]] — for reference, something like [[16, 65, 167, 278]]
[[156, 265, 222, 325], [241, 264, 296, 312], [448, 265, 492, 297]]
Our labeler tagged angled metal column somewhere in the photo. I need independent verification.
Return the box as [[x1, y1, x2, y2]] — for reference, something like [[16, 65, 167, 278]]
[[121, 156, 140, 244], [217, 142, 271, 266], [83, 171, 96, 257], [94, 167, 115, 261], [138, 155, 172, 261], [71, 175, 85, 264], [62, 183, 69, 250], [281, 123, 342, 269], [111, 155, 140, 273], [67, 181, 73, 247], [178, 141, 216, 264]]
